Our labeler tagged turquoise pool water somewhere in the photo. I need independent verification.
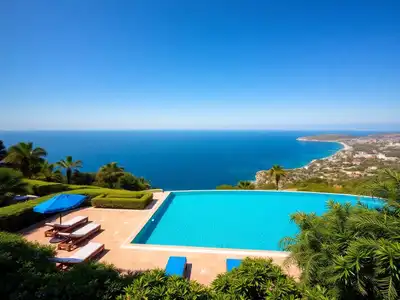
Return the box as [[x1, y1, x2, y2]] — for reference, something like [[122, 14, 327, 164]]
[[132, 191, 380, 251]]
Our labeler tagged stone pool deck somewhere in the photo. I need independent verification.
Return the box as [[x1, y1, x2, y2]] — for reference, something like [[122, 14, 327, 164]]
[[22, 192, 299, 285]]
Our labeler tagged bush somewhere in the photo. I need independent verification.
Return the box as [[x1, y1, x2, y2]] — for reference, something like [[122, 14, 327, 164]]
[[216, 184, 237, 190], [0, 231, 135, 300], [117, 269, 212, 300], [211, 257, 303, 299], [255, 183, 276, 190], [25, 179, 68, 196], [0, 168, 30, 206], [118, 173, 150, 191], [71, 171, 97, 186], [92, 192, 153, 209], [0, 195, 53, 231]]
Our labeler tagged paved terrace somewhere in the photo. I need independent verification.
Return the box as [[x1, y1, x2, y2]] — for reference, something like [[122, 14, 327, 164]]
[[22, 192, 299, 285]]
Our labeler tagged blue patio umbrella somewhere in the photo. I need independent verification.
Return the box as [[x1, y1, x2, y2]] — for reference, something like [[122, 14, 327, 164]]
[[34, 194, 87, 224]]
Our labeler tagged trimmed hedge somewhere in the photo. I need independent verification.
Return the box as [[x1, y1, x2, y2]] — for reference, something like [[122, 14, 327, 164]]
[[92, 192, 153, 209], [0, 187, 155, 232], [0, 195, 53, 232], [24, 179, 68, 196]]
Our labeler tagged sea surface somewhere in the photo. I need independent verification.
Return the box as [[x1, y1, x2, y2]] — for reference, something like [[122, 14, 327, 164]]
[[0, 130, 368, 190]]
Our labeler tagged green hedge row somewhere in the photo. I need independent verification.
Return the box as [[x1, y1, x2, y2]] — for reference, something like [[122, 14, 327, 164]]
[[92, 192, 153, 209], [0, 188, 154, 232], [24, 179, 68, 196]]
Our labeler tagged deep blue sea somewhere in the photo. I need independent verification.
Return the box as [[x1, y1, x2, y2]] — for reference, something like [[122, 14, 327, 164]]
[[0, 130, 374, 190]]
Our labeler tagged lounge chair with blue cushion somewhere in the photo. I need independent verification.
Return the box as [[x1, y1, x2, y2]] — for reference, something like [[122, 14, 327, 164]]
[[226, 258, 242, 271], [165, 256, 187, 277]]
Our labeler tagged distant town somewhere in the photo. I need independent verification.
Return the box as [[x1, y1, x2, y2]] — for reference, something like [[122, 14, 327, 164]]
[[256, 133, 400, 185]]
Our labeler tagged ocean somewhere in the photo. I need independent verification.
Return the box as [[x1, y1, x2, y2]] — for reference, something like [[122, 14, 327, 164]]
[[0, 130, 350, 190]]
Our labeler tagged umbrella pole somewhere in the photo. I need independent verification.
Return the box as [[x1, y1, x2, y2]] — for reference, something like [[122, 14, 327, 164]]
[[59, 212, 62, 224]]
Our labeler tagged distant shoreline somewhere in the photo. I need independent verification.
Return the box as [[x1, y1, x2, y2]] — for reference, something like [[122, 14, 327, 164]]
[[293, 138, 350, 171]]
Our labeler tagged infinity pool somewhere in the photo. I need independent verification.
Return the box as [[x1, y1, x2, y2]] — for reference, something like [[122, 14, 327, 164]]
[[132, 191, 380, 251]]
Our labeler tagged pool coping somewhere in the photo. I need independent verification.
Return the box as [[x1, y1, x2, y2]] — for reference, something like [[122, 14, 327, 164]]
[[121, 190, 379, 256]]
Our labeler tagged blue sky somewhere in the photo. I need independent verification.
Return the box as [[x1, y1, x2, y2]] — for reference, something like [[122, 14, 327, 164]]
[[1, 0, 399, 130]]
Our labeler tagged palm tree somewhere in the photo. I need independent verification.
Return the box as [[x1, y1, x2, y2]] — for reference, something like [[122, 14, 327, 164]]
[[0, 140, 7, 161], [237, 181, 255, 190], [56, 156, 82, 184], [37, 161, 64, 183], [267, 165, 287, 190], [0, 168, 29, 206], [4, 142, 47, 178], [97, 162, 124, 188]]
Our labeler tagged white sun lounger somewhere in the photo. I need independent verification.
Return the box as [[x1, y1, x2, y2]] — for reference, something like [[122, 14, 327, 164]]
[[50, 242, 104, 268], [57, 223, 101, 251], [44, 216, 88, 237]]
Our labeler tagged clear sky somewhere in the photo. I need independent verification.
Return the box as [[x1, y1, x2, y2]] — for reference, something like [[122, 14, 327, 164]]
[[1, 0, 399, 130]]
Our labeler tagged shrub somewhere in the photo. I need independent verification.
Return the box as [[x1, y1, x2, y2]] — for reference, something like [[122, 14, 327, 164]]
[[118, 173, 151, 191], [0, 231, 136, 300], [92, 192, 153, 209], [211, 257, 303, 299], [0, 195, 53, 231], [117, 269, 212, 300], [216, 184, 237, 190], [25, 179, 68, 196], [71, 170, 97, 186], [255, 183, 276, 190], [0, 168, 30, 206]]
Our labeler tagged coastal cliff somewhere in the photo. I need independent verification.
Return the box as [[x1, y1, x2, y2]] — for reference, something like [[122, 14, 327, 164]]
[[256, 133, 400, 186]]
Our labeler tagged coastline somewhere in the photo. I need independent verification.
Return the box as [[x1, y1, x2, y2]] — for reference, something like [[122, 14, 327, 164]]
[[293, 138, 351, 171]]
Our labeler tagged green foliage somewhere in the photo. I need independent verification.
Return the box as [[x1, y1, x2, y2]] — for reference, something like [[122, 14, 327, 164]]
[[118, 172, 151, 191], [25, 179, 68, 196], [92, 192, 153, 209], [255, 183, 276, 190], [36, 161, 64, 183], [96, 162, 125, 188], [0, 140, 7, 161], [57, 156, 83, 184], [0, 194, 53, 231], [0, 168, 30, 206], [71, 170, 96, 185], [4, 142, 47, 178], [0, 231, 135, 300], [118, 269, 212, 300], [267, 165, 287, 190], [212, 257, 303, 299], [236, 181, 255, 190], [282, 190, 400, 299], [0, 231, 56, 299], [216, 184, 237, 190]]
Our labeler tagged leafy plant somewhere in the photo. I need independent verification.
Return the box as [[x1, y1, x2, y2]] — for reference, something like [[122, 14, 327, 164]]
[[118, 173, 151, 191], [96, 162, 125, 188], [0, 140, 7, 161], [0, 168, 30, 206], [37, 161, 64, 183], [282, 169, 400, 300], [267, 165, 287, 190], [57, 156, 83, 184], [71, 170, 96, 185], [236, 181, 255, 190], [212, 257, 303, 299], [4, 142, 47, 178]]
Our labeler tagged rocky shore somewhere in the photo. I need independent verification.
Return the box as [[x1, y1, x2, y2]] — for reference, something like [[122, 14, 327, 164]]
[[256, 133, 400, 186]]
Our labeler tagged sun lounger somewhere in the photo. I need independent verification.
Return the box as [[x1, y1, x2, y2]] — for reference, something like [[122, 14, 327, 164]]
[[226, 259, 242, 271], [50, 242, 104, 269], [44, 216, 88, 237], [57, 223, 101, 251], [165, 256, 187, 277]]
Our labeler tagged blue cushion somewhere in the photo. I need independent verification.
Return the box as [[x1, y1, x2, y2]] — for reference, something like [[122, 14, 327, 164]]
[[226, 259, 242, 271], [165, 256, 187, 276]]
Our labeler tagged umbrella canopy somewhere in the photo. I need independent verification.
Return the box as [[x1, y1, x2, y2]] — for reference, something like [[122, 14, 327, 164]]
[[34, 194, 86, 214]]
